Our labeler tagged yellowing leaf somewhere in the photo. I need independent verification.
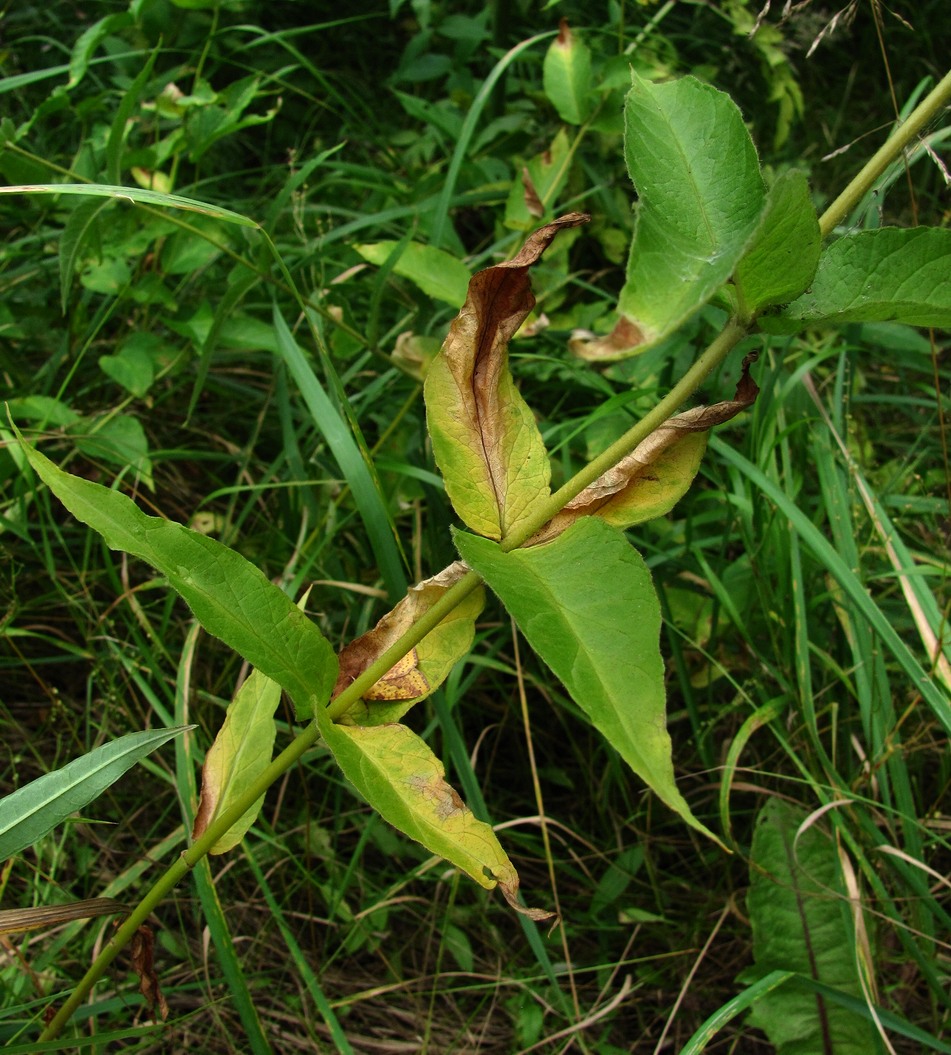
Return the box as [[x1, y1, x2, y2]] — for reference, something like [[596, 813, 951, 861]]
[[424, 213, 589, 540], [192, 666, 280, 854], [363, 648, 430, 701], [313, 715, 552, 919], [530, 355, 759, 545], [333, 562, 485, 724]]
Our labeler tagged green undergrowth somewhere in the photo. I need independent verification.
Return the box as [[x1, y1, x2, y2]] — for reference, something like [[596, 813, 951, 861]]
[[1, 2, 949, 1052]]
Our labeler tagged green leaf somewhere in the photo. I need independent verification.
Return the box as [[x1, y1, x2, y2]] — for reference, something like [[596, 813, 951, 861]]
[[542, 20, 594, 125], [67, 12, 132, 89], [16, 434, 337, 720], [0, 728, 188, 861], [574, 75, 765, 361], [743, 798, 877, 1054], [454, 518, 715, 840], [764, 227, 951, 332], [70, 413, 154, 490], [99, 341, 160, 398], [354, 241, 471, 307], [312, 713, 551, 918], [4, 396, 78, 428], [193, 667, 280, 854], [735, 170, 820, 313]]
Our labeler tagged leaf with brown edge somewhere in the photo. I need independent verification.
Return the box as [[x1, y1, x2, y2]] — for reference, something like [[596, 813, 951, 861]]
[[424, 213, 589, 541], [332, 562, 485, 725], [529, 353, 759, 545]]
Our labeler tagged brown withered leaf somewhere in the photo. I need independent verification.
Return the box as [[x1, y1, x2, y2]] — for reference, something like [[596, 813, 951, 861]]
[[424, 213, 590, 541], [530, 352, 760, 544], [130, 924, 169, 1022], [521, 166, 544, 218], [332, 562, 484, 724], [497, 873, 557, 923], [0, 898, 125, 937]]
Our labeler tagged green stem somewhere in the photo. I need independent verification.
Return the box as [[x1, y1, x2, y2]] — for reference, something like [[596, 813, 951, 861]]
[[818, 66, 951, 238], [39, 721, 321, 1041]]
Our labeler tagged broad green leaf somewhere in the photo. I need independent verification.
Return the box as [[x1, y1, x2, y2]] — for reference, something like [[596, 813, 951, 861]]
[[574, 75, 765, 361], [4, 396, 78, 428], [193, 667, 279, 854], [505, 128, 572, 231], [455, 518, 715, 840], [70, 413, 154, 490], [764, 227, 951, 333], [16, 435, 337, 719], [0, 728, 188, 861], [67, 12, 132, 89], [99, 333, 173, 397], [354, 241, 471, 307], [98, 350, 155, 397], [333, 562, 485, 725], [735, 170, 820, 312], [425, 213, 587, 540], [312, 712, 551, 919], [743, 799, 877, 1054], [542, 20, 594, 125]]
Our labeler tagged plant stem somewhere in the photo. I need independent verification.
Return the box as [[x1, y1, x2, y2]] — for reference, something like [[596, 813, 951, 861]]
[[39, 721, 323, 1041], [40, 64, 951, 1043], [818, 66, 951, 238]]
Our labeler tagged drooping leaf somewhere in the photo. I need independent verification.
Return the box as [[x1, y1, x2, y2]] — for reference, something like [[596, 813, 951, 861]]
[[312, 712, 552, 920], [742, 798, 877, 1054], [0, 728, 189, 861], [455, 518, 716, 840], [763, 227, 951, 333], [542, 20, 594, 126], [354, 240, 472, 307], [573, 75, 766, 360], [192, 667, 280, 854], [529, 357, 759, 545], [424, 213, 589, 540], [332, 562, 485, 725], [16, 434, 337, 719], [735, 169, 821, 313], [504, 128, 572, 231]]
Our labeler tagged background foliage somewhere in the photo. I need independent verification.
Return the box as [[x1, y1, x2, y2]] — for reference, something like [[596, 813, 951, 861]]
[[1, 1, 949, 1051]]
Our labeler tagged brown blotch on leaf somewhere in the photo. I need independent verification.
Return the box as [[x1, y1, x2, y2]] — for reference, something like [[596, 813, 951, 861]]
[[570, 316, 647, 361], [521, 166, 544, 218]]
